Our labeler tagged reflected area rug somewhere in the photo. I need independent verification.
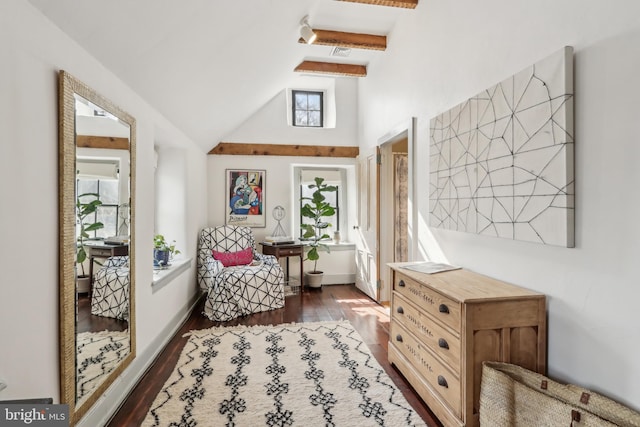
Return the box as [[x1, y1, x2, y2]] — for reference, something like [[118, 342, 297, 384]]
[[143, 320, 426, 426], [76, 330, 129, 405]]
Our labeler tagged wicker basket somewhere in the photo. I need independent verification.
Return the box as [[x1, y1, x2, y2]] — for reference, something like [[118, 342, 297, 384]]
[[480, 361, 640, 426]]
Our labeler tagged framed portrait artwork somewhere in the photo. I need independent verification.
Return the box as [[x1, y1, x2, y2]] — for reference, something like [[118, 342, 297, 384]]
[[225, 169, 266, 227]]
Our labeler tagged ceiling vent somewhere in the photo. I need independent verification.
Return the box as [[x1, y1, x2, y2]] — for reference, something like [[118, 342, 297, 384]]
[[330, 46, 352, 57]]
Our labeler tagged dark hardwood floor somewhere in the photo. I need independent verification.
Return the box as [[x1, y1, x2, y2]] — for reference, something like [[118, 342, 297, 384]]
[[77, 293, 128, 333], [107, 284, 443, 426]]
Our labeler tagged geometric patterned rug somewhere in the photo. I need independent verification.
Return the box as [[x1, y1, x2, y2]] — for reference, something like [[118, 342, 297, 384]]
[[76, 330, 129, 405], [142, 321, 426, 426]]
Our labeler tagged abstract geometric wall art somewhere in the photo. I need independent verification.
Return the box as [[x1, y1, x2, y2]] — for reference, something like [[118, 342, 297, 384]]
[[429, 46, 574, 247]]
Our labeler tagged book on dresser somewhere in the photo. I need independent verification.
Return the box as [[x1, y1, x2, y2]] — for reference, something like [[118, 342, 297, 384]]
[[387, 262, 547, 427]]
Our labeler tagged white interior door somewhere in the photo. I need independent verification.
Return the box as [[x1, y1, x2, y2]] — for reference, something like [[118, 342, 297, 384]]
[[354, 147, 379, 301]]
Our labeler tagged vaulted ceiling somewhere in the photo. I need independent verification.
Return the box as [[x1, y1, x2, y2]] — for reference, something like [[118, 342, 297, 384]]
[[27, 0, 417, 152]]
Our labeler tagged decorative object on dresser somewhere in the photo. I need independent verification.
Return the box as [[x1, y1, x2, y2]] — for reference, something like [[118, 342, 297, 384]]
[[480, 361, 640, 426], [388, 262, 547, 427]]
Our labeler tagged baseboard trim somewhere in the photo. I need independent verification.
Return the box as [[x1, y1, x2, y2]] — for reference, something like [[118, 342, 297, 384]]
[[322, 273, 355, 285], [78, 291, 202, 427], [290, 273, 355, 286]]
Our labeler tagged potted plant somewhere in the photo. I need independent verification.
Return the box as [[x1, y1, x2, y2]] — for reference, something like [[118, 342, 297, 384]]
[[300, 177, 337, 288], [153, 234, 181, 267], [76, 193, 104, 293]]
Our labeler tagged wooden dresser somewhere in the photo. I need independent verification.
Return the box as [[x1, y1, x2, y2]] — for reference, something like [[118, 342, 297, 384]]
[[388, 263, 546, 427]]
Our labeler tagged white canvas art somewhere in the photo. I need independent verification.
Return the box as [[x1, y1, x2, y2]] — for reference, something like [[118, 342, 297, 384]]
[[429, 46, 574, 247]]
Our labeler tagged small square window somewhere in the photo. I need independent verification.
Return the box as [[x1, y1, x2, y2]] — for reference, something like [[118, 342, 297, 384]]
[[292, 90, 323, 127]]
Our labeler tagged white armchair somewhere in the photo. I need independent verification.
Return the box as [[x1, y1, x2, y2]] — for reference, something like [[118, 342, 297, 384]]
[[197, 226, 284, 321]]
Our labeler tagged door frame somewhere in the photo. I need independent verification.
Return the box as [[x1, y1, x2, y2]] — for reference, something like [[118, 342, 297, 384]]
[[377, 117, 417, 303]]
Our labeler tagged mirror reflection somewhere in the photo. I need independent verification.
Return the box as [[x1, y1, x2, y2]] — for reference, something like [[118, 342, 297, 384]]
[[74, 94, 131, 406], [59, 70, 136, 425]]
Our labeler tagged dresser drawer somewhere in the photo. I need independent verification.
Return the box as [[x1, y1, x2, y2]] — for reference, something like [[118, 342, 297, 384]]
[[394, 273, 461, 332], [392, 292, 461, 372], [390, 322, 461, 417]]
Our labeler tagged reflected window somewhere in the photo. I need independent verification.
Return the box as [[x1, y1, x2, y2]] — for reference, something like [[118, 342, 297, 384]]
[[292, 90, 323, 127], [76, 160, 120, 239]]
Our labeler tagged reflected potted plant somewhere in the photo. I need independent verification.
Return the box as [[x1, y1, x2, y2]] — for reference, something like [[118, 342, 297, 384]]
[[300, 177, 337, 288], [76, 193, 104, 293], [153, 234, 181, 268]]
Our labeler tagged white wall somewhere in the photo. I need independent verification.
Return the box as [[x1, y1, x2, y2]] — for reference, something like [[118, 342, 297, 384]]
[[210, 74, 359, 282], [224, 76, 358, 145], [207, 155, 356, 282], [0, 0, 207, 419], [358, 0, 640, 410]]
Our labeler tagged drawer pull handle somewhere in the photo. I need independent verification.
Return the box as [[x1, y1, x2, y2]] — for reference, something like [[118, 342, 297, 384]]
[[398, 279, 405, 287], [396, 334, 403, 342], [439, 304, 449, 314], [396, 306, 404, 314], [437, 375, 448, 388], [438, 338, 449, 350]]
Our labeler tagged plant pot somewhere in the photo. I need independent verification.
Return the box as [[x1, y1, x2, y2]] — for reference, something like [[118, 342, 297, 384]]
[[305, 271, 324, 289], [154, 249, 170, 267], [77, 275, 91, 294]]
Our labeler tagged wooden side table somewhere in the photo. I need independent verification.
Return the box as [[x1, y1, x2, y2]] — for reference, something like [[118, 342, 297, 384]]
[[260, 242, 304, 293], [85, 242, 129, 291]]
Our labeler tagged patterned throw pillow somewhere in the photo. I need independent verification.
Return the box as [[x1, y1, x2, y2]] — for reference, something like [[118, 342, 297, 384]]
[[212, 247, 253, 267]]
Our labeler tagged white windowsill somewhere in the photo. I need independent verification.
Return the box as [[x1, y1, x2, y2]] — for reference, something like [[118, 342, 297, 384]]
[[152, 257, 192, 292], [324, 242, 355, 251], [298, 241, 355, 251]]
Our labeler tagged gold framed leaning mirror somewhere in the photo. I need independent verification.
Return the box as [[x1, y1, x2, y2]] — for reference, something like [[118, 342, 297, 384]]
[[58, 70, 136, 425]]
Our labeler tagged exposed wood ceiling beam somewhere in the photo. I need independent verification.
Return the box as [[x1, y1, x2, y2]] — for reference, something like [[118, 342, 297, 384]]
[[76, 135, 129, 150], [209, 142, 359, 158], [298, 29, 386, 51], [294, 61, 367, 77], [335, 0, 418, 8]]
